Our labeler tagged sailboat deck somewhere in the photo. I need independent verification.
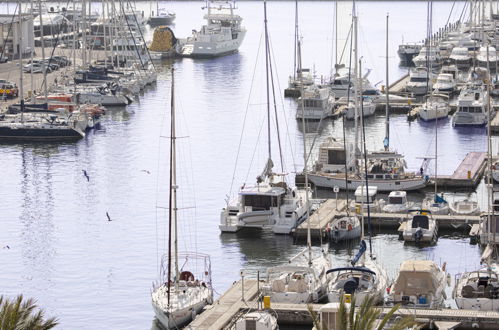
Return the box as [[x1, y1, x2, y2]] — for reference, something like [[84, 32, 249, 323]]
[[188, 279, 260, 329]]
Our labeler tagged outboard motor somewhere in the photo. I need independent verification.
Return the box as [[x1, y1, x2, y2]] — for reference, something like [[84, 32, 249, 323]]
[[414, 228, 423, 243], [343, 278, 359, 294]]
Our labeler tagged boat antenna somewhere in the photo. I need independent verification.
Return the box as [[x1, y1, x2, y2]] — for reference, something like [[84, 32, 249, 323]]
[[359, 58, 372, 256], [166, 67, 177, 305], [264, 0, 272, 164], [298, 38, 312, 267], [384, 13, 389, 151]]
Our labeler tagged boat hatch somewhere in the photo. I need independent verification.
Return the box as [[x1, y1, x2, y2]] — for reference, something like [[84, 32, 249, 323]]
[[412, 215, 429, 229]]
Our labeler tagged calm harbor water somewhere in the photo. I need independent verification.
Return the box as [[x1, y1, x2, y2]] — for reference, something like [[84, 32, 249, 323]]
[[0, 1, 493, 328]]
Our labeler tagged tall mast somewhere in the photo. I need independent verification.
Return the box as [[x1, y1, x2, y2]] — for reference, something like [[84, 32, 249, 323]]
[[353, 13, 359, 175], [167, 67, 178, 305], [297, 38, 312, 266], [37, 0, 47, 100], [293, 0, 298, 82], [384, 13, 390, 151], [264, 0, 271, 162], [359, 59, 372, 256], [29, 0, 34, 102], [17, 0, 24, 119]]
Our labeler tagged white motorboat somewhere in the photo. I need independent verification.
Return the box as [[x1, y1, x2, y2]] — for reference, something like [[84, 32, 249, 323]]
[[234, 311, 278, 330], [327, 215, 361, 243], [296, 85, 335, 121], [418, 93, 450, 121], [151, 69, 213, 329], [477, 46, 498, 72], [349, 185, 383, 213], [382, 190, 414, 213], [402, 210, 438, 243], [397, 43, 422, 64], [343, 96, 376, 120], [387, 260, 448, 309], [453, 263, 499, 311], [412, 46, 442, 68], [449, 46, 471, 69], [422, 195, 449, 215], [452, 81, 488, 127], [309, 150, 426, 192], [406, 67, 434, 96], [433, 73, 456, 93], [262, 249, 330, 304], [449, 199, 480, 215], [492, 161, 499, 183], [177, 0, 246, 57]]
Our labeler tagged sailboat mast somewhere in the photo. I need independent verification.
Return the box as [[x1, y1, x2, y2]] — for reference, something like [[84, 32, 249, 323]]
[[384, 13, 390, 150], [293, 0, 298, 82], [359, 59, 372, 255], [264, 0, 271, 162], [17, 0, 24, 118], [297, 39, 312, 266], [353, 13, 359, 174], [37, 0, 47, 99], [486, 44, 494, 246], [166, 67, 177, 305]]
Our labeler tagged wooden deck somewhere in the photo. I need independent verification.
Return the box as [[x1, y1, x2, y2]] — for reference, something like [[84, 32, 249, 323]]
[[388, 73, 410, 95], [294, 199, 347, 239], [188, 279, 260, 330], [434, 152, 487, 188]]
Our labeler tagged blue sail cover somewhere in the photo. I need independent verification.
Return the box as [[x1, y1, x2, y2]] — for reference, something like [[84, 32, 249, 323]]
[[351, 240, 367, 267], [434, 194, 447, 204]]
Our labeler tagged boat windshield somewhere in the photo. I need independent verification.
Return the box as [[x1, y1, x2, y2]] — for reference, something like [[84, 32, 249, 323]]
[[412, 215, 429, 229], [389, 197, 404, 205], [243, 194, 284, 210]]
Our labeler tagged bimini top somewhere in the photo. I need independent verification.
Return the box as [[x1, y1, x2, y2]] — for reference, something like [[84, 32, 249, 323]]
[[393, 260, 442, 295], [239, 184, 286, 197], [354, 185, 377, 197]]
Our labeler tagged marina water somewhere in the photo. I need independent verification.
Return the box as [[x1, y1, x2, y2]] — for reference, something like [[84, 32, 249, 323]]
[[0, 1, 493, 328]]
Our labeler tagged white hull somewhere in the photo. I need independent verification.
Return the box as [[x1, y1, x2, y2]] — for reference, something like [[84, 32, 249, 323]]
[[179, 31, 246, 58], [419, 106, 449, 121], [402, 227, 437, 242], [308, 173, 426, 192], [345, 102, 375, 120], [295, 107, 330, 120], [382, 202, 414, 213], [151, 285, 212, 329], [452, 112, 487, 126], [328, 225, 361, 242], [76, 93, 130, 106]]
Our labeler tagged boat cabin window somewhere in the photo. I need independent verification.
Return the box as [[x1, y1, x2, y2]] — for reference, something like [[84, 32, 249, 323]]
[[389, 197, 404, 205], [328, 149, 346, 165], [304, 99, 321, 108], [410, 77, 428, 83], [243, 194, 283, 210], [412, 215, 429, 229]]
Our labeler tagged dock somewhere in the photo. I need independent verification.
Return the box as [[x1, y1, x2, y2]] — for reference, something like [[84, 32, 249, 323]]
[[188, 279, 260, 330], [434, 152, 487, 188], [294, 199, 347, 239], [388, 73, 409, 95]]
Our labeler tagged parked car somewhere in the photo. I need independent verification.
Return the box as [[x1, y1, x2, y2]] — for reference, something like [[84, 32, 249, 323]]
[[23, 63, 52, 74], [50, 56, 71, 67], [0, 81, 18, 98], [43, 59, 59, 71]]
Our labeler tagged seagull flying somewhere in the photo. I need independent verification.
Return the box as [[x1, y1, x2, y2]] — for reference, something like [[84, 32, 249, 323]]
[[82, 170, 90, 182]]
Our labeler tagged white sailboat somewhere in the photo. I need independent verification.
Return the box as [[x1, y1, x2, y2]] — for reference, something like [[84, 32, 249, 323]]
[[219, 0, 310, 235], [151, 68, 213, 329], [261, 0, 330, 302], [382, 190, 414, 213], [328, 34, 389, 300], [454, 61, 499, 311]]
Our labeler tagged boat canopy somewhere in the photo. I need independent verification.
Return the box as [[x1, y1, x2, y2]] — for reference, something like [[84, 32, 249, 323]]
[[411, 215, 429, 229], [393, 260, 441, 296]]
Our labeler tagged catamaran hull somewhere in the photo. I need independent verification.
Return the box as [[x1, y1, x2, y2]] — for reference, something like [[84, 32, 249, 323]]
[[307, 173, 426, 192]]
